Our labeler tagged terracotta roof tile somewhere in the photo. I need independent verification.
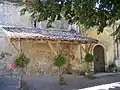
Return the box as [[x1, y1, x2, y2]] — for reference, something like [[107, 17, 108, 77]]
[[3, 27, 98, 43]]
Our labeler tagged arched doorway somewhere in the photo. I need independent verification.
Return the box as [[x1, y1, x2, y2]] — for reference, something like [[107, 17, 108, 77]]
[[93, 45, 105, 73]]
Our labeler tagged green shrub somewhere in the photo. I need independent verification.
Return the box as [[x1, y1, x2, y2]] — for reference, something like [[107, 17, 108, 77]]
[[53, 54, 66, 68], [84, 53, 94, 79], [85, 53, 94, 63], [53, 54, 66, 84], [14, 53, 30, 68]]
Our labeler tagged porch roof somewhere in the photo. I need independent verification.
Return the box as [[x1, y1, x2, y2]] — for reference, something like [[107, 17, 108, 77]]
[[3, 27, 98, 44]]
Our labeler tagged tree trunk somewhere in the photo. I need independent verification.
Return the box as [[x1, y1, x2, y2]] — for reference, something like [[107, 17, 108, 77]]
[[57, 67, 65, 84], [86, 62, 90, 75], [18, 68, 24, 90]]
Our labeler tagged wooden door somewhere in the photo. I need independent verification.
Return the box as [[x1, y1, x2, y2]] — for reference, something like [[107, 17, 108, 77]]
[[93, 45, 105, 73]]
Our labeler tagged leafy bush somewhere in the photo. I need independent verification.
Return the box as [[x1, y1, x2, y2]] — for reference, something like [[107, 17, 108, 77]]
[[84, 53, 94, 79], [14, 53, 30, 68], [53, 54, 66, 84], [53, 54, 66, 68], [85, 53, 94, 63]]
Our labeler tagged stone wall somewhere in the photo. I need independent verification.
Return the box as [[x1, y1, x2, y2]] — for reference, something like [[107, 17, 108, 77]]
[[87, 26, 115, 70], [0, 1, 33, 27], [10, 39, 86, 75], [0, 1, 79, 32]]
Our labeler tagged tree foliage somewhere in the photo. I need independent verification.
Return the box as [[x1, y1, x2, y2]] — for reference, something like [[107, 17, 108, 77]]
[[53, 54, 66, 68], [14, 53, 30, 68], [85, 53, 94, 63], [21, 0, 120, 37]]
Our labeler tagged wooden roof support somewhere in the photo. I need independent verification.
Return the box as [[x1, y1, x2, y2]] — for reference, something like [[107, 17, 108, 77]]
[[8, 39, 19, 53], [89, 43, 96, 53], [80, 43, 95, 54], [48, 41, 57, 55], [10, 38, 22, 53], [88, 44, 92, 52], [18, 38, 22, 53], [80, 44, 86, 53], [10, 38, 96, 44], [56, 40, 61, 54], [85, 44, 95, 54]]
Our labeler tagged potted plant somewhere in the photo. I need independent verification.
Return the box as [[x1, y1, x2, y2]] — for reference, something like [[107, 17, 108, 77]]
[[84, 53, 94, 79], [14, 53, 30, 90], [53, 54, 66, 84]]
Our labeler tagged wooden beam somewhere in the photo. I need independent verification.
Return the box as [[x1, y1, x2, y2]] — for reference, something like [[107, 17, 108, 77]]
[[56, 41, 61, 53], [10, 38, 80, 44], [38, 39, 47, 43], [48, 41, 57, 55], [18, 38, 22, 53], [85, 44, 96, 54], [88, 43, 96, 53], [88, 44, 92, 52], [80, 44, 94, 54], [85, 44, 89, 53], [80, 44, 86, 53], [7, 38, 19, 53]]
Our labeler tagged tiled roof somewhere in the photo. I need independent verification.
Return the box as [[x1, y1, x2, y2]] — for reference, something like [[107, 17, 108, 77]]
[[2, 27, 98, 43]]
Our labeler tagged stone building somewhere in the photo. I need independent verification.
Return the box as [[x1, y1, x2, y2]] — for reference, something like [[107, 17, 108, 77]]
[[0, 26, 98, 75], [0, 0, 119, 75]]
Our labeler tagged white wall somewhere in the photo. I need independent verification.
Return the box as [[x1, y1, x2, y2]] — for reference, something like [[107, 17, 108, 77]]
[[0, 28, 16, 71]]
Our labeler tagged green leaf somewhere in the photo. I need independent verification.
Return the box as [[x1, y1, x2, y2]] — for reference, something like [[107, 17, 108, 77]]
[[53, 54, 66, 68], [20, 0, 120, 39], [85, 54, 94, 63], [14, 53, 30, 68]]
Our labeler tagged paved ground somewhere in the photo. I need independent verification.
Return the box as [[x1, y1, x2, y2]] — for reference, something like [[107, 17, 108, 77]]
[[80, 82, 120, 90], [1, 73, 120, 90]]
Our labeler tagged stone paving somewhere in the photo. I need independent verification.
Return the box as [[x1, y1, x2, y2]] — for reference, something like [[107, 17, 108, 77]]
[[0, 77, 18, 90], [1, 73, 120, 90]]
